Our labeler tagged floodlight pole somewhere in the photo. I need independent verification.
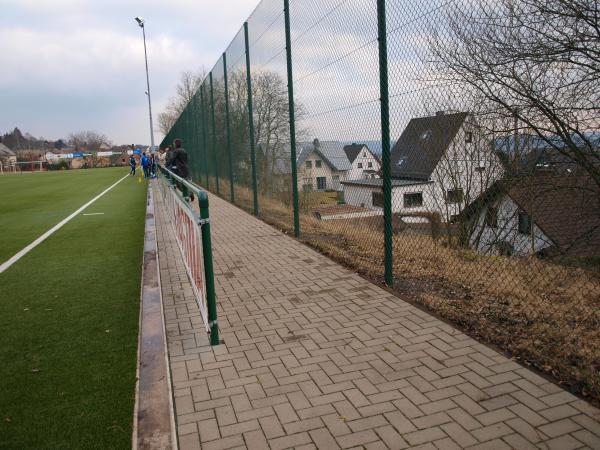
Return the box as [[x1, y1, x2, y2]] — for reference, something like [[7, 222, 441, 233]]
[[137, 19, 155, 150]]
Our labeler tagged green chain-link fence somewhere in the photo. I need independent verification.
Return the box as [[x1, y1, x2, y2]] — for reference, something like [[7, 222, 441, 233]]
[[161, 0, 600, 403]]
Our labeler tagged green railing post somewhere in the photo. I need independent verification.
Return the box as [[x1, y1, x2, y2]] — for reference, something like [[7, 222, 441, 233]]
[[244, 21, 259, 216], [223, 52, 235, 204], [201, 85, 210, 188], [283, 0, 300, 238], [377, 0, 393, 287], [181, 182, 190, 202], [198, 191, 220, 345], [209, 72, 220, 195]]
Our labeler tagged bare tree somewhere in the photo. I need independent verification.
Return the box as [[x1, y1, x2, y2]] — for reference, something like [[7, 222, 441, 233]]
[[214, 69, 306, 195], [68, 131, 111, 151], [430, 0, 600, 188], [158, 69, 205, 135]]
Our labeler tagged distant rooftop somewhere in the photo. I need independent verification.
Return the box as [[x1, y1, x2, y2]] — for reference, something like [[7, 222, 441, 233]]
[[341, 178, 432, 187]]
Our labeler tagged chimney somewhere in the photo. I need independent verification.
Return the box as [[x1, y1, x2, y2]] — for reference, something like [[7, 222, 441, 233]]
[[313, 138, 320, 148], [435, 111, 445, 116]]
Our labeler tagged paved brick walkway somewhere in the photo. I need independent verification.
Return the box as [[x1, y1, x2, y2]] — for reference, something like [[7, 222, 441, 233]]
[[154, 184, 600, 450]]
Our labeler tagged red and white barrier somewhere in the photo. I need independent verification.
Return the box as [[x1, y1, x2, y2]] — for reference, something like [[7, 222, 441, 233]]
[[160, 177, 209, 332]]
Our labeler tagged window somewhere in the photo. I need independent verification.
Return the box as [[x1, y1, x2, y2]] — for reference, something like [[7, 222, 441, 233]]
[[485, 206, 498, 228], [404, 192, 423, 208], [302, 177, 313, 192], [368, 162, 373, 168], [305, 160, 312, 169], [396, 157, 406, 168], [465, 131, 473, 143], [518, 210, 531, 234], [357, 162, 363, 168], [372, 191, 384, 207], [420, 130, 432, 141], [363, 152, 367, 157], [446, 188, 464, 204], [316, 177, 326, 190], [315, 160, 322, 168]]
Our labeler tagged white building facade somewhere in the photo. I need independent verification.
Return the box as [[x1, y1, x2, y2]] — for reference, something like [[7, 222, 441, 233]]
[[343, 144, 381, 181], [343, 112, 503, 223]]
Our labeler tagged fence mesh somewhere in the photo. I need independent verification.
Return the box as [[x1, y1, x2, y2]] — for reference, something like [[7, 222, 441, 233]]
[[161, 0, 600, 403]]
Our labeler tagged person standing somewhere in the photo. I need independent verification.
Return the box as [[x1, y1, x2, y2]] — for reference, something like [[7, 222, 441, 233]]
[[129, 155, 136, 176], [150, 153, 157, 178], [167, 139, 189, 179], [141, 152, 150, 178], [159, 147, 168, 166], [167, 139, 194, 200]]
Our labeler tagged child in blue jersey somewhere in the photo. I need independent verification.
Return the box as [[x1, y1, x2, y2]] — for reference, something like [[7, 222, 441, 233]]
[[141, 152, 150, 178]]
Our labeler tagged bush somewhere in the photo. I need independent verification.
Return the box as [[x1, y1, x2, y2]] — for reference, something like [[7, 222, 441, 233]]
[[47, 160, 70, 171]]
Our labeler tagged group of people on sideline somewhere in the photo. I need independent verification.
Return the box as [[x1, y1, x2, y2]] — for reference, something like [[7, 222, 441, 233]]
[[128, 148, 157, 178], [127, 139, 189, 183]]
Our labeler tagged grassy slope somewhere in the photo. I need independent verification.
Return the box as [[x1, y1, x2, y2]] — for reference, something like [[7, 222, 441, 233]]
[[0, 171, 146, 449], [0, 168, 131, 262]]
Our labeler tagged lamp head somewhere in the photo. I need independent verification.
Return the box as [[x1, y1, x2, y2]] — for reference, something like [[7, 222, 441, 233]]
[[135, 17, 144, 27]]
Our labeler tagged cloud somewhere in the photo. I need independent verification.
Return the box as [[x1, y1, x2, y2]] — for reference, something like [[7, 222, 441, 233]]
[[0, 0, 259, 144]]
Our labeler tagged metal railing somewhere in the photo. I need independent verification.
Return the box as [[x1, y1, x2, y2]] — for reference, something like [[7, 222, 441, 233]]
[[156, 164, 219, 345]]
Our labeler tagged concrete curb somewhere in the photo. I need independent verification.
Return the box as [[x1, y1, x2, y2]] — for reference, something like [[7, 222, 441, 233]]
[[132, 185, 177, 450]]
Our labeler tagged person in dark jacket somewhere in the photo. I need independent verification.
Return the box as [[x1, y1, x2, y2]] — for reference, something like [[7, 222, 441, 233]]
[[167, 139, 194, 200], [129, 155, 136, 176], [167, 139, 189, 179], [150, 153, 157, 178]]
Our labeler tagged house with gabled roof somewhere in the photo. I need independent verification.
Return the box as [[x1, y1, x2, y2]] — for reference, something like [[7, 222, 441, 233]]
[[342, 111, 503, 223], [0, 143, 17, 170], [343, 143, 381, 180], [457, 174, 600, 257], [296, 139, 351, 191]]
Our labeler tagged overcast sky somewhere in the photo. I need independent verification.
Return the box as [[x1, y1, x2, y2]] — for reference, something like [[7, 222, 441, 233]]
[[0, 0, 259, 145]]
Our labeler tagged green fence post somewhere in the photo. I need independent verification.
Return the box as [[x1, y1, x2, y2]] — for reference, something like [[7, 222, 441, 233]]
[[198, 191, 220, 345], [377, 0, 393, 287], [283, 0, 300, 238], [209, 72, 220, 195], [223, 52, 235, 204], [201, 85, 210, 188], [244, 21, 259, 216], [190, 95, 197, 180]]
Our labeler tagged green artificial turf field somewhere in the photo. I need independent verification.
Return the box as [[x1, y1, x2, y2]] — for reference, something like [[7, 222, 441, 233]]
[[0, 168, 147, 449]]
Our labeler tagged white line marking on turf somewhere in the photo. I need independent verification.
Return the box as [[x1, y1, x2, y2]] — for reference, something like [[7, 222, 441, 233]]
[[0, 174, 129, 274], [83, 213, 105, 216]]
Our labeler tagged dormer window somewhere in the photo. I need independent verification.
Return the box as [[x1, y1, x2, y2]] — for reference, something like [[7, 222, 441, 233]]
[[420, 130, 432, 141], [465, 132, 473, 143]]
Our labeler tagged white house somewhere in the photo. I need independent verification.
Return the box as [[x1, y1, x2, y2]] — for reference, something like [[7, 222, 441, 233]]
[[0, 143, 17, 172], [342, 111, 503, 223], [459, 175, 600, 257], [343, 143, 381, 180], [297, 139, 351, 191]]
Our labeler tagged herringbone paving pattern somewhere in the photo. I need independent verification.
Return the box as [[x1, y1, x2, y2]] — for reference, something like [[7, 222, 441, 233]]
[[154, 184, 600, 449]]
